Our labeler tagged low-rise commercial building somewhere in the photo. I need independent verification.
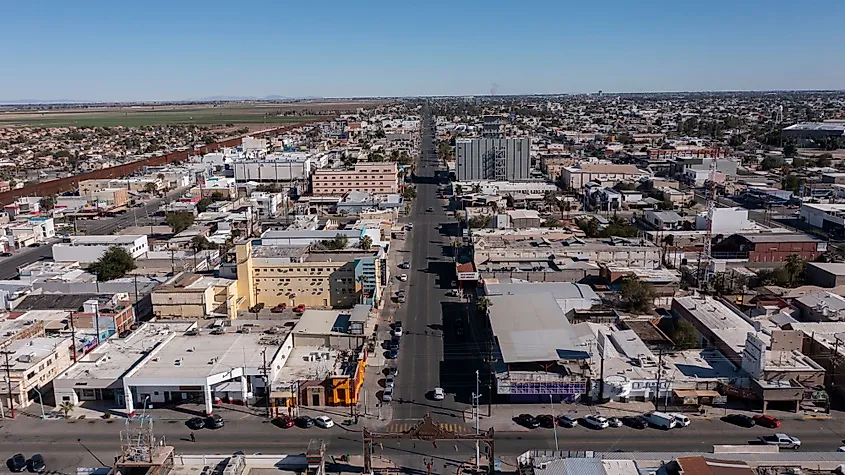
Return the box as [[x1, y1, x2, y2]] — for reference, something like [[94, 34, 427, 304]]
[[52, 235, 149, 263], [711, 233, 826, 263], [562, 163, 649, 190], [0, 337, 74, 410], [805, 262, 845, 288], [151, 273, 242, 320]]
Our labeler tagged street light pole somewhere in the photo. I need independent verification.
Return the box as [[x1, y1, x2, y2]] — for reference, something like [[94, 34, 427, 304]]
[[475, 369, 480, 471], [550, 394, 559, 451], [2, 349, 15, 419], [33, 387, 45, 419]]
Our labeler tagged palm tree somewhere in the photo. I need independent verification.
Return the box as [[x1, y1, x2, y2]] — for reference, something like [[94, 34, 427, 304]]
[[59, 401, 75, 418], [476, 296, 493, 315], [543, 191, 558, 211], [558, 200, 571, 219], [471, 184, 482, 194], [784, 254, 806, 287], [455, 184, 463, 196], [360, 235, 373, 251]]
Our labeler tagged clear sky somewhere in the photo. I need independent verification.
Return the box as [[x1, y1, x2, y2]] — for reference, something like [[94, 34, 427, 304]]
[[2, 0, 844, 101]]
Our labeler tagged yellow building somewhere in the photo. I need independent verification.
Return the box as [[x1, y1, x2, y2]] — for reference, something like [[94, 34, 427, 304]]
[[236, 241, 386, 309]]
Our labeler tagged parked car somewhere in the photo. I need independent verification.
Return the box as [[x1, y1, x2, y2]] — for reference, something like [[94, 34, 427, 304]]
[[385, 375, 395, 390], [314, 416, 335, 428], [583, 415, 610, 429], [753, 415, 782, 428], [295, 416, 314, 428], [722, 414, 756, 428], [27, 243, 41, 248], [393, 323, 403, 337], [398, 274, 408, 282], [386, 366, 398, 377], [273, 416, 295, 428], [397, 295, 406, 303], [398, 261, 410, 269], [556, 415, 579, 428], [642, 411, 677, 430], [607, 417, 623, 428], [536, 414, 555, 428], [294, 304, 306, 313], [270, 303, 287, 313], [515, 414, 540, 429], [7, 454, 26, 472], [670, 413, 691, 427], [206, 414, 225, 429], [433, 387, 445, 401], [28, 454, 45, 473], [426, 207, 434, 212], [620, 416, 648, 430], [387, 349, 398, 359], [0, 252, 12, 257], [186, 417, 205, 430], [382, 387, 394, 402]]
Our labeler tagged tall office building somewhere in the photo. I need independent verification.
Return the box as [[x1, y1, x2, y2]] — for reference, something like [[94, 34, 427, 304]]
[[455, 137, 530, 182]]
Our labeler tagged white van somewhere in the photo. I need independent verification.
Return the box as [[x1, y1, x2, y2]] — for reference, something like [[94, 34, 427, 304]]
[[670, 413, 691, 427], [643, 411, 677, 430]]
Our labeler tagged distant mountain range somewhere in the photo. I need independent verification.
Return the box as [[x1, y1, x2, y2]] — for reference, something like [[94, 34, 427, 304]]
[[195, 95, 324, 101], [0, 98, 92, 104]]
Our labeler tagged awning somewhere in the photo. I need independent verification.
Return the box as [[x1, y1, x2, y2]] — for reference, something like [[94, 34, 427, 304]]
[[674, 389, 720, 398]]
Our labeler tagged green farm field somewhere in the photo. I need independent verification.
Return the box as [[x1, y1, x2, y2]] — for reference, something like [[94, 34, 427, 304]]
[[0, 105, 324, 128]]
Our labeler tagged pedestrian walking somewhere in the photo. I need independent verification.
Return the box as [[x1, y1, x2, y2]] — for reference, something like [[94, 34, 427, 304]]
[[190, 431, 195, 442]]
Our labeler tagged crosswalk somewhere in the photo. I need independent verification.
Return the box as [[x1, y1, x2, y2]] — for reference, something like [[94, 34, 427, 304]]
[[386, 422, 469, 433]]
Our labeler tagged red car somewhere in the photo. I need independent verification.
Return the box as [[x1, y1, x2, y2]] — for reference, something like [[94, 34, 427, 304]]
[[294, 304, 306, 313], [270, 303, 287, 313], [753, 415, 781, 428], [274, 416, 295, 428]]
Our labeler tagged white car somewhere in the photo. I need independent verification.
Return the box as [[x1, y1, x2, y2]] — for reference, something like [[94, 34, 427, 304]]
[[382, 387, 393, 402], [670, 413, 691, 427], [607, 417, 623, 428], [398, 274, 408, 282], [583, 415, 610, 429], [385, 375, 395, 390], [314, 416, 334, 428], [433, 387, 445, 401]]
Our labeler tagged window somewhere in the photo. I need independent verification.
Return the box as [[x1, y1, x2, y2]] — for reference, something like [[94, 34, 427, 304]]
[[27, 371, 36, 379]]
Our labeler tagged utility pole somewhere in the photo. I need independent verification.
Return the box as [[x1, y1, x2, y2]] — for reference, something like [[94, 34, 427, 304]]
[[69, 311, 78, 363], [598, 343, 606, 403], [2, 348, 16, 419], [488, 342, 493, 417], [474, 369, 480, 472], [262, 348, 270, 418], [654, 349, 664, 409], [550, 394, 559, 451]]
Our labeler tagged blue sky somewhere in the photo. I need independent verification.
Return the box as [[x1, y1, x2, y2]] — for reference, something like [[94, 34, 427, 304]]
[[2, 0, 844, 101]]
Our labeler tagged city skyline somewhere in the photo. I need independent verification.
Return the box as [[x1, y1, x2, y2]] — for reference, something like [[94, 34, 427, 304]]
[[1, 0, 844, 101]]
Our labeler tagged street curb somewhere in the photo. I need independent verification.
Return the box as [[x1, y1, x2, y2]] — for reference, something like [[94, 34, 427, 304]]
[[802, 414, 832, 420]]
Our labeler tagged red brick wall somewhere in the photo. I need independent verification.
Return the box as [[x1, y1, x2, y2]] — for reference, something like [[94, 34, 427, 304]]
[[749, 241, 821, 262]]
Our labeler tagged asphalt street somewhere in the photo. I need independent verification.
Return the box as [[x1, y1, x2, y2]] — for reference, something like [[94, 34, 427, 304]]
[[6, 415, 845, 473], [389, 105, 475, 429], [0, 188, 187, 279]]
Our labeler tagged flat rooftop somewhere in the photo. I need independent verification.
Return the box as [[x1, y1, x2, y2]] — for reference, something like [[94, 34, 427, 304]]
[[130, 322, 288, 380], [58, 321, 196, 382], [4, 337, 72, 372], [293, 310, 350, 335], [251, 245, 309, 259], [673, 296, 771, 356], [68, 235, 145, 244], [276, 346, 343, 381], [488, 292, 587, 363], [304, 251, 377, 262]]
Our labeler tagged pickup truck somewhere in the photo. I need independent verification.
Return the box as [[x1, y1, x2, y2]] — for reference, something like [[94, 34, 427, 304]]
[[760, 433, 801, 449]]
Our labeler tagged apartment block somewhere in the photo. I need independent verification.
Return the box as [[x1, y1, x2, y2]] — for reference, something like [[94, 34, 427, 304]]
[[312, 163, 398, 195], [235, 240, 386, 309]]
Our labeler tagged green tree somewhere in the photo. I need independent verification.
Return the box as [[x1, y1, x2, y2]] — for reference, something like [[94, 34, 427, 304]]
[[402, 187, 417, 200], [359, 235, 373, 250], [577, 217, 601, 237], [165, 211, 195, 234], [620, 275, 655, 313], [476, 296, 493, 315], [39, 195, 55, 211], [58, 401, 76, 418], [196, 197, 213, 213], [143, 182, 158, 194], [558, 200, 571, 219], [191, 235, 214, 252], [782, 174, 803, 194], [320, 233, 349, 250], [455, 184, 463, 195], [468, 215, 492, 229], [783, 141, 798, 158], [545, 217, 562, 228], [88, 246, 137, 281], [759, 157, 784, 171], [658, 318, 698, 350], [784, 254, 807, 287]]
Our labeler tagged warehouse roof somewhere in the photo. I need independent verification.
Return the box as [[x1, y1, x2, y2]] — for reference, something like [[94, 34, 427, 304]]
[[488, 292, 587, 363]]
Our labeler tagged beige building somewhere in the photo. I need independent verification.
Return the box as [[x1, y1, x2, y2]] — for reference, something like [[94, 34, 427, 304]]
[[540, 155, 577, 181], [90, 188, 129, 207], [312, 162, 399, 195], [562, 163, 650, 190], [0, 337, 74, 409], [151, 273, 243, 320], [236, 241, 385, 309]]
